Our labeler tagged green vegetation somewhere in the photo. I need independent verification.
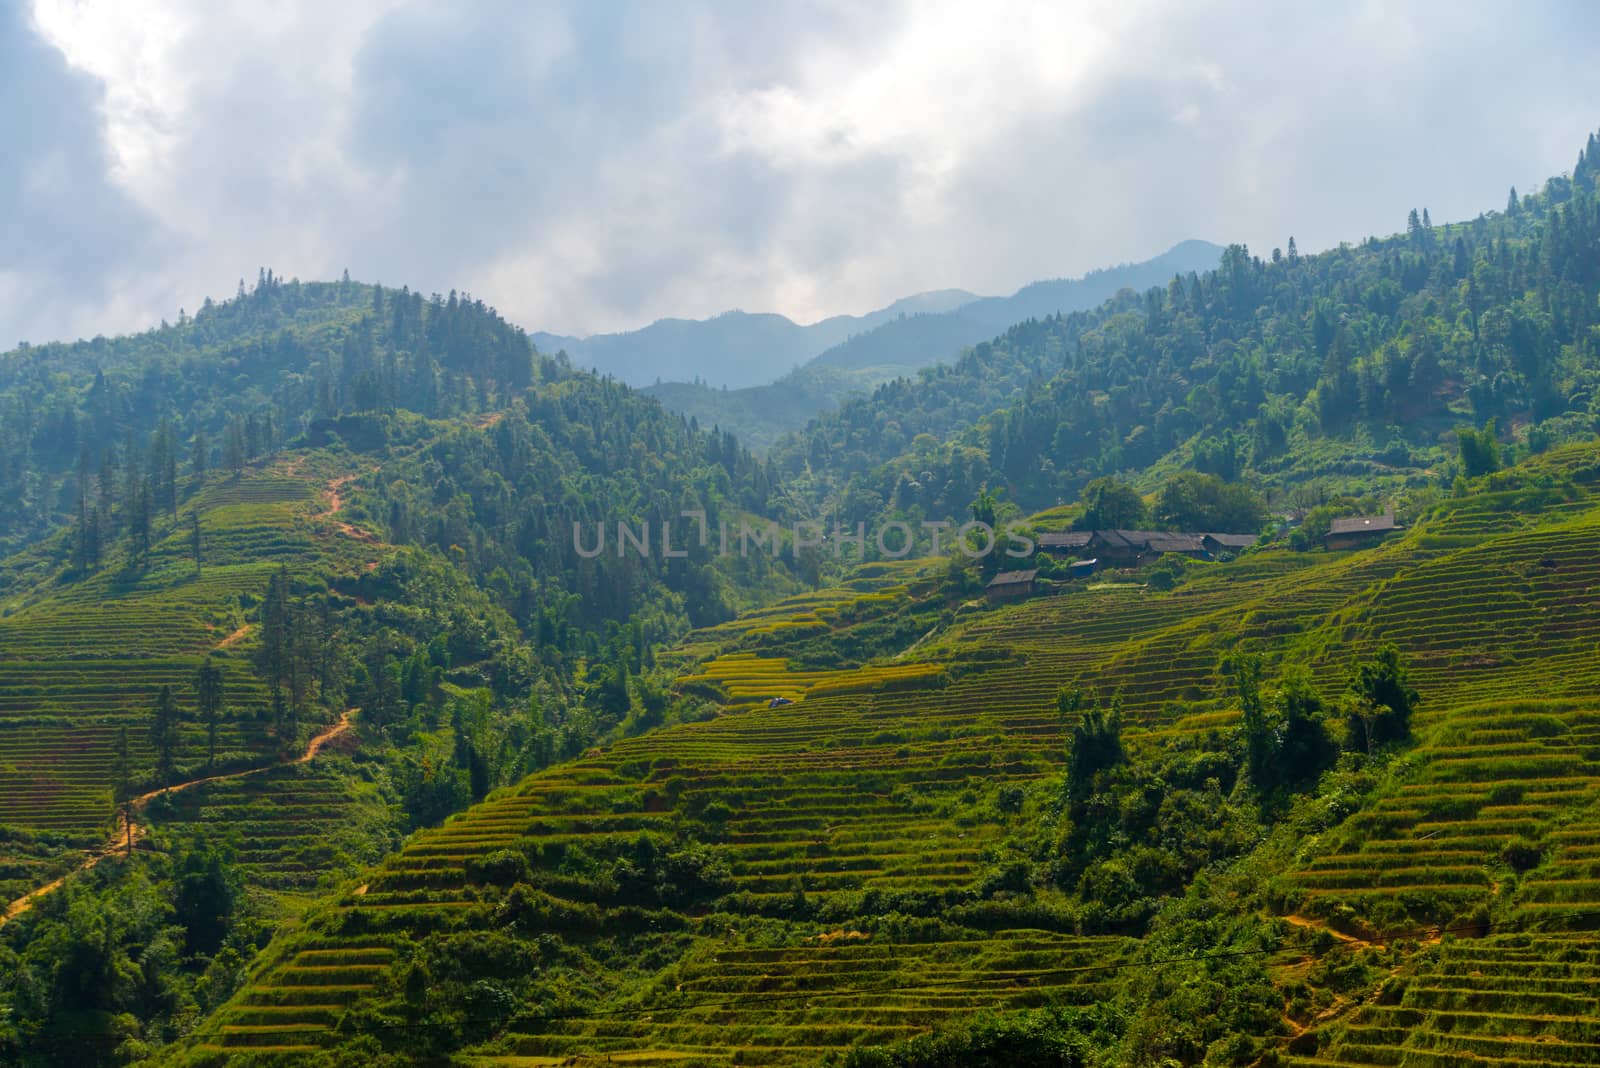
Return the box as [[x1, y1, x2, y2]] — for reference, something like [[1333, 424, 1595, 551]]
[[775, 146, 1600, 530], [3, 130, 1600, 1068], [82, 434, 1600, 1066]]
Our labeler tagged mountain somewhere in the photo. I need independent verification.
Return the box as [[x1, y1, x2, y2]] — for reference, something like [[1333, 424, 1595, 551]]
[[3, 130, 1600, 1068], [533, 288, 979, 390], [640, 240, 1225, 449], [0, 279, 804, 1063], [772, 155, 1600, 526]]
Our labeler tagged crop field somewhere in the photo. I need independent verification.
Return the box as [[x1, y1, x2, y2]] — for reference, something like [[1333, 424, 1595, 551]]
[[672, 558, 937, 661], [678, 652, 947, 708], [1276, 701, 1600, 929], [75, 446, 1600, 1062], [0, 461, 392, 899], [1291, 935, 1600, 1066], [148, 757, 398, 892]]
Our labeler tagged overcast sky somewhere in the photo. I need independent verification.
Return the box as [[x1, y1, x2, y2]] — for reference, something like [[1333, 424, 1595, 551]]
[[4, 0, 1597, 347]]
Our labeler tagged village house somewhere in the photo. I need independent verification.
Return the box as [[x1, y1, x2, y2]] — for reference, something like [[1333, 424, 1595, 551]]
[[1037, 531, 1094, 554], [1202, 532, 1258, 556], [1036, 528, 1260, 570], [1324, 509, 1400, 551], [985, 569, 1039, 601]]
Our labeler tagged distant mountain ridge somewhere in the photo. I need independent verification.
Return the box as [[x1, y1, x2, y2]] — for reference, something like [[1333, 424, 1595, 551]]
[[807, 239, 1224, 374], [533, 288, 979, 389], [635, 240, 1225, 449]]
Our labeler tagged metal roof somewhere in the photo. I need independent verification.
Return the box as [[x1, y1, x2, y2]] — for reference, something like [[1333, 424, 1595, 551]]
[[1327, 514, 1399, 535]]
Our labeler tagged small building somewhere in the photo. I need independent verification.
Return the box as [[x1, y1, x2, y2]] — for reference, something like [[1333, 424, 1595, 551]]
[[768, 696, 794, 709], [1088, 530, 1146, 567], [986, 568, 1039, 601], [1141, 532, 1210, 560], [1202, 532, 1258, 557], [1068, 558, 1099, 579], [1325, 510, 1400, 551], [1038, 531, 1094, 555]]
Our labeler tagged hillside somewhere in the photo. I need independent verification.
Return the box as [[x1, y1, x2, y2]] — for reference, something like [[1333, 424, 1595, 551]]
[[135, 438, 1600, 1066], [640, 241, 1224, 449], [773, 145, 1600, 527], [0, 280, 807, 1063], [2, 126, 1599, 1068]]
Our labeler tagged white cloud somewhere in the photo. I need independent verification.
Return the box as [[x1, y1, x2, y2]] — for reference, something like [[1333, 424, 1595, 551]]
[[6, 0, 1599, 351]]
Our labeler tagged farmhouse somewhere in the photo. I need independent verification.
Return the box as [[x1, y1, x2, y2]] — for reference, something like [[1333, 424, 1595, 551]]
[[1035, 529, 1259, 569], [1202, 532, 1258, 556], [986, 569, 1039, 601], [1038, 531, 1094, 554], [1140, 532, 1209, 559], [1325, 510, 1400, 550]]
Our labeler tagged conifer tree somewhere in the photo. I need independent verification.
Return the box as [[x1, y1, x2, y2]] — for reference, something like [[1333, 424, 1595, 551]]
[[197, 660, 225, 768], [190, 430, 209, 487], [129, 479, 154, 570], [149, 684, 181, 786]]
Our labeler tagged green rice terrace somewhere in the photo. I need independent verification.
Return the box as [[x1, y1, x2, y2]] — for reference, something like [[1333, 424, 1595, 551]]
[[0, 458, 394, 906], [149, 441, 1600, 1065]]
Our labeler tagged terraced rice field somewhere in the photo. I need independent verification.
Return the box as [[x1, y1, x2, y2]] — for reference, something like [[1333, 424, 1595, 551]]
[[678, 652, 946, 708], [148, 758, 398, 892], [1279, 702, 1600, 926], [493, 932, 1125, 1063], [0, 461, 389, 894], [147, 449, 1600, 1061], [1291, 936, 1600, 1066]]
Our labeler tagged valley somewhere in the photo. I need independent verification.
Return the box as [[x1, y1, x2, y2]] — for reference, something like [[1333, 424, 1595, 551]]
[[0, 120, 1598, 1068]]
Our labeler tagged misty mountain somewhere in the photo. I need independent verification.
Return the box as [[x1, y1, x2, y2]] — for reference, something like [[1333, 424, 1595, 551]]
[[639, 240, 1224, 449], [533, 289, 978, 389]]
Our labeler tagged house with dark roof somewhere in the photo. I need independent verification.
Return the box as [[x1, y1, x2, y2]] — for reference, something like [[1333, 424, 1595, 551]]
[[1038, 531, 1094, 554], [1324, 509, 1400, 550], [1202, 532, 1258, 556], [1035, 529, 1258, 569], [985, 568, 1039, 601], [1140, 532, 1210, 558]]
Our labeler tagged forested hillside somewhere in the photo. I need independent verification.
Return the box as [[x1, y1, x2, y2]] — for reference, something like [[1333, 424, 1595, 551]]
[[641, 241, 1223, 450], [0, 281, 803, 1063], [778, 138, 1600, 527]]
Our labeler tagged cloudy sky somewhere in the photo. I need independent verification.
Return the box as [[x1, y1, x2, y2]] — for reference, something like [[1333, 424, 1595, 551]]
[[4, 0, 1597, 347]]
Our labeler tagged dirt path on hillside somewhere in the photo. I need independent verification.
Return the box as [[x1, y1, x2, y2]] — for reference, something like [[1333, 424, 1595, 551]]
[[325, 475, 354, 515], [1281, 912, 1382, 949], [322, 475, 379, 544], [215, 623, 253, 649], [0, 710, 355, 927]]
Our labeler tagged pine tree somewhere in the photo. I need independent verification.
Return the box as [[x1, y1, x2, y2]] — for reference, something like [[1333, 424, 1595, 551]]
[[191, 430, 209, 487], [150, 684, 181, 786], [129, 479, 153, 570], [258, 568, 290, 692], [223, 419, 247, 473], [159, 420, 178, 517], [197, 660, 225, 768], [190, 511, 203, 575]]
